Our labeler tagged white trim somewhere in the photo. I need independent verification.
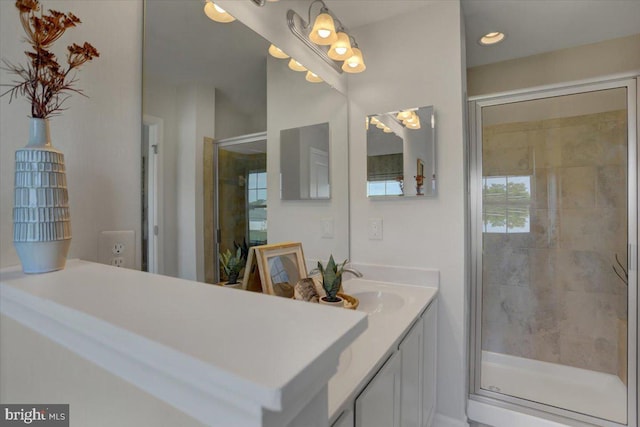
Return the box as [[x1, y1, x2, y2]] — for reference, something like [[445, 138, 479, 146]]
[[0, 283, 277, 424], [468, 70, 640, 102], [142, 114, 164, 275]]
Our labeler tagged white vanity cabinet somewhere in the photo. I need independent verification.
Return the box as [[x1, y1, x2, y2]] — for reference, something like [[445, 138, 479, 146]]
[[348, 299, 438, 427], [400, 300, 437, 427], [355, 351, 402, 427]]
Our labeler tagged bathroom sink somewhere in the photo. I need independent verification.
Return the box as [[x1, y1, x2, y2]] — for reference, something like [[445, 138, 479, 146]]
[[351, 291, 404, 315]]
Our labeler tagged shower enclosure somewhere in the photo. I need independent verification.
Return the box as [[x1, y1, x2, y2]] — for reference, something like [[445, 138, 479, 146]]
[[469, 78, 638, 426]]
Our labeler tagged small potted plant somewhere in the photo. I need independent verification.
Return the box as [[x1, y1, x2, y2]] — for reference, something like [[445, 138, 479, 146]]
[[316, 255, 347, 307], [219, 247, 246, 289]]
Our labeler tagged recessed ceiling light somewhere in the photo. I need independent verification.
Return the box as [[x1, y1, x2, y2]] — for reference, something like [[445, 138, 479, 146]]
[[479, 32, 505, 46]]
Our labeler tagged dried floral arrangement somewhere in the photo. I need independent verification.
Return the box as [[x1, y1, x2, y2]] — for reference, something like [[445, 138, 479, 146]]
[[1, 0, 99, 119]]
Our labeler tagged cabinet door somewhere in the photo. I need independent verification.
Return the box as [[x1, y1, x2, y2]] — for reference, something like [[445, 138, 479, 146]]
[[355, 351, 402, 427], [400, 318, 424, 427], [332, 409, 353, 427], [422, 302, 437, 427]]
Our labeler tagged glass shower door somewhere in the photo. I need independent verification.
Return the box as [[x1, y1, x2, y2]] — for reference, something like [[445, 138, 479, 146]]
[[470, 83, 637, 426]]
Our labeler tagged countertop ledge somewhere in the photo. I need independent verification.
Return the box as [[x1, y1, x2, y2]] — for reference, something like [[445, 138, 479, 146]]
[[0, 260, 368, 425]]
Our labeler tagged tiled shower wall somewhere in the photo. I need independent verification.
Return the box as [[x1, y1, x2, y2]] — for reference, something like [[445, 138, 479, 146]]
[[482, 110, 628, 375]]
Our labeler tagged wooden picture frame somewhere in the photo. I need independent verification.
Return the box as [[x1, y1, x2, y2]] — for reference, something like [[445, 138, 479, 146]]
[[254, 242, 307, 296], [241, 247, 263, 292]]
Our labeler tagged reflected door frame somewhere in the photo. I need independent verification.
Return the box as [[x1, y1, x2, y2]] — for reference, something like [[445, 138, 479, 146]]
[[468, 75, 638, 427], [208, 132, 268, 284], [142, 114, 164, 275]]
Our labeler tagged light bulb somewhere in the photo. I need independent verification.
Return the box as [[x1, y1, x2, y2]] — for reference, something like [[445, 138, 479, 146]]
[[317, 29, 331, 39], [288, 59, 307, 72], [268, 44, 289, 59], [204, 1, 236, 23], [305, 71, 323, 83]]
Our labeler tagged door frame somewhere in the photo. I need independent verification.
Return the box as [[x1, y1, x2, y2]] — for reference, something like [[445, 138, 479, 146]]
[[142, 114, 164, 275], [468, 75, 638, 427]]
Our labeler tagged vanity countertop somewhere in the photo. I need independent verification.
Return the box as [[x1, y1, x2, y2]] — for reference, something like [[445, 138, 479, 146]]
[[328, 278, 438, 422], [0, 260, 368, 425]]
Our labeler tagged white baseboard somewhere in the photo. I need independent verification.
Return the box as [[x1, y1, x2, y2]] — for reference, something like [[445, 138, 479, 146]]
[[434, 413, 470, 427]]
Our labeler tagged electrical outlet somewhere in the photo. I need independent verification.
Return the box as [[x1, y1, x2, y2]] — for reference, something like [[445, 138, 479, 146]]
[[98, 231, 135, 269], [112, 243, 124, 255], [368, 218, 383, 240], [111, 257, 125, 267]]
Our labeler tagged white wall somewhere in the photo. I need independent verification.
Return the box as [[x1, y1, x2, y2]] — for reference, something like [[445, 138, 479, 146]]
[[267, 57, 350, 263], [215, 89, 266, 140], [0, 0, 143, 269], [176, 84, 215, 281], [467, 33, 640, 97], [347, 3, 468, 425]]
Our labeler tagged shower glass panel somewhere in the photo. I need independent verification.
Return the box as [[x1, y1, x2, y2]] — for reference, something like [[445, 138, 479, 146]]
[[477, 88, 630, 425]]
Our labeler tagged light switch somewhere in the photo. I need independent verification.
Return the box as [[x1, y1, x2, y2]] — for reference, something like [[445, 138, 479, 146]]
[[321, 218, 334, 239], [368, 218, 383, 240]]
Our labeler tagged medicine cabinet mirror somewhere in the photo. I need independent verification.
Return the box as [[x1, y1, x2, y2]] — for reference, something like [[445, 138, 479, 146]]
[[281, 122, 330, 200], [366, 105, 436, 198]]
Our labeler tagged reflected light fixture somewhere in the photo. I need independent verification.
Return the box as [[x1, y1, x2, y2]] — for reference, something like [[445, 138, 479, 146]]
[[370, 116, 380, 125], [268, 44, 289, 59], [204, 0, 236, 23], [383, 127, 392, 133], [397, 110, 413, 121], [305, 71, 323, 83], [342, 46, 366, 73], [479, 31, 505, 45], [288, 59, 307, 72], [376, 122, 385, 129]]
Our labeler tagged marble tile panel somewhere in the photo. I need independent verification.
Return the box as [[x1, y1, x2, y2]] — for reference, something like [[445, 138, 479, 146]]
[[596, 165, 627, 209], [483, 244, 530, 287], [555, 250, 626, 295], [528, 248, 557, 291], [559, 166, 596, 209], [532, 168, 548, 209], [559, 337, 616, 374], [530, 209, 559, 248], [483, 145, 532, 176], [558, 208, 622, 254]]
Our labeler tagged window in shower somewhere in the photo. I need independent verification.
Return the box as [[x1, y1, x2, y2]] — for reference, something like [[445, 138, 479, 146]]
[[470, 82, 637, 427]]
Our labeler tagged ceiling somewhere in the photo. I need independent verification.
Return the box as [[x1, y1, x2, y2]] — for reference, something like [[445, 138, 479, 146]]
[[144, 0, 640, 116]]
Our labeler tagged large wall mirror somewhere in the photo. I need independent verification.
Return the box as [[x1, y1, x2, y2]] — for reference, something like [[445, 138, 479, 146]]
[[143, 0, 349, 282], [366, 105, 436, 198]]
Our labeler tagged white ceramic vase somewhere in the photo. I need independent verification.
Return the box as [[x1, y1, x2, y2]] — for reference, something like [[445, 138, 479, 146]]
[[13, 118, 71, 273]]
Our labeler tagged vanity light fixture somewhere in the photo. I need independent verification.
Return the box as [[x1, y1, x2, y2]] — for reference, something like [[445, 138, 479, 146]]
[[203, 0, 236, 23], [328, 32, 354, 61], [288, 59, 307, 72], [383, 127, 393, 133], [479, 31, 505, 45], [268, 44, 289, 59], [309, 9, 338, 45], [287, 1, 365, 74], [305, 71, 323, 83], [370, 117, 380, 125]]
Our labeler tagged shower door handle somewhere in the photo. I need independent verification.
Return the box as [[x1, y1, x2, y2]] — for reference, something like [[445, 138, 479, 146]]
[[629, 244, 637, 272]]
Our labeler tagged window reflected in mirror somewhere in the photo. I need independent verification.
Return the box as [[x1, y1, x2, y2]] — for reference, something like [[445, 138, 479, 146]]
[[366, 105, 436, 198]]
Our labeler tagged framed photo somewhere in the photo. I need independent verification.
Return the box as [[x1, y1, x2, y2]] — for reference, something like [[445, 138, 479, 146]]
[[241, 247, 263, 292], [254, 242, 307, 297], [417, 158, 424, 178]]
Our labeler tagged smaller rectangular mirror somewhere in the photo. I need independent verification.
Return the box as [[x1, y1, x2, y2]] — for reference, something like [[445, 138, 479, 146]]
[[280, 122, 331, 200], [366, 105, 436, 198]]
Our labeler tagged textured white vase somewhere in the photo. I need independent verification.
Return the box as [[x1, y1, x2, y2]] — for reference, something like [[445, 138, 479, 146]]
[[13, 118, 71, 273]]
